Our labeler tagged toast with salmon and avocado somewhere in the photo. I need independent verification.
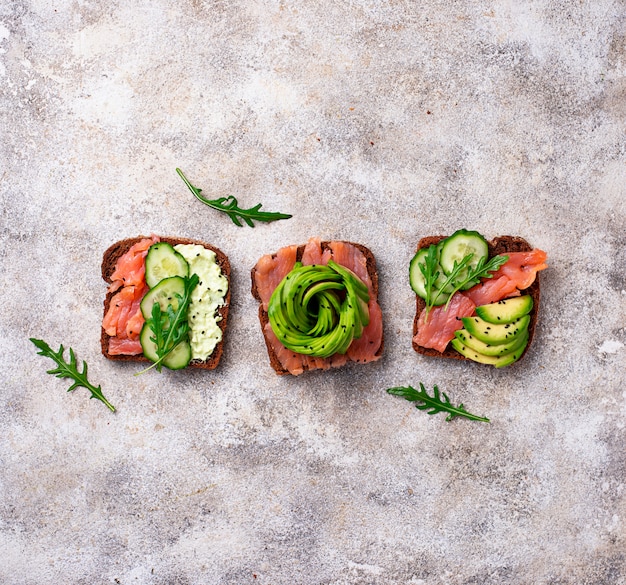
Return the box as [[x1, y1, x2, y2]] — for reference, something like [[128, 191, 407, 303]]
[[410, 230, 547, 368], [101, 235, 230, 371], [251, 237, 384, 375]]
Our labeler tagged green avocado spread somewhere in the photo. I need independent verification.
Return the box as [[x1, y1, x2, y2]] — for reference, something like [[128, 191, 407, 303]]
[[174, 244, 228, 361]]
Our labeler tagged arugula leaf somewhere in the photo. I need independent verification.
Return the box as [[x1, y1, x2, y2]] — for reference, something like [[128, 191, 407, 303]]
[[418, 244, 442, 315], [386, 382, 489, 422], [138, 273, 199, 374], [30, 338, 115, 412], [177, 168, 292, 227], [418, 247, 509, 318], [441, 254, 509, 310]]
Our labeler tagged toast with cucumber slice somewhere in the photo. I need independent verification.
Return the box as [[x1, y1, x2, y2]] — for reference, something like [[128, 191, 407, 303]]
[[410, 230, 547, 368], [101, 236, 230, 371]]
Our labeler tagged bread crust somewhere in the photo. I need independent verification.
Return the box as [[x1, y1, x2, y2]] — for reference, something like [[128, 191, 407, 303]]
[[251, 241, 383, 375], [101, 236, 231, 370], [412, 235, 541, 361]]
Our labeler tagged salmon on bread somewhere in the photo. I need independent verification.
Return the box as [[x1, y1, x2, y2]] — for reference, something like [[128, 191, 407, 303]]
[[101, 235, 231, 370], [412, 234, 546, 364], [251, 238, 384, 375]]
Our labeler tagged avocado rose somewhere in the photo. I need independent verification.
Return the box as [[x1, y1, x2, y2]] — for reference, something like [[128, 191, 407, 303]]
[[268, 260, 370, 358]]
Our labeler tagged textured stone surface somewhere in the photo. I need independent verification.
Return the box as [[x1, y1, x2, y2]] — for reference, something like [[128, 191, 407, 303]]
[[1, 1, 625, 584]]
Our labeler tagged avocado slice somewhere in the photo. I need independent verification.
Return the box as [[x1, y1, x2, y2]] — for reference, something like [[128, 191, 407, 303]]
[[475, 295, 533, 324], [451, 334, 529, 368], [455, 328, 529, 357], [461, 314, 530, 345]]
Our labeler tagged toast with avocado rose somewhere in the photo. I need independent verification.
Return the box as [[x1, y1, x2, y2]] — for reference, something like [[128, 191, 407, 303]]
[[251, 237, 384, 375]]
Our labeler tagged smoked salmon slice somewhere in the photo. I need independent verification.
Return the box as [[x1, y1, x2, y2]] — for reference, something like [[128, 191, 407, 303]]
[[253, 244, 298, 311], [488, 250, 548, 291], [414, 293, 476, 352], [462, 275, 520, 307], [103, 236, 159, 355], [108, 236, 158, 292]]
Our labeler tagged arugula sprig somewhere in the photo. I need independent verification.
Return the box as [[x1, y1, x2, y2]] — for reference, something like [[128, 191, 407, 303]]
[[30, 338, 115, 412], [176, 168, 292, 227], [138, 273, 199, 374], [386, 383, 489, 423], [418, 244, 442, 314], [419, 246, 508, 318], [440, 254, 508, 310]]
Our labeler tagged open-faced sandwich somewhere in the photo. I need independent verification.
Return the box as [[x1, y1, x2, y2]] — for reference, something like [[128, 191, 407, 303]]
[[251, 238, 384, 375], [411, 229, 547, 368], [101, 235, 230, 371]]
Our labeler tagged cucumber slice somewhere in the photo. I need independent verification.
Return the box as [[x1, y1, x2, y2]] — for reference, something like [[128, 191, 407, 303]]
[[409, 246, 451, 305], [145, 242, 189, 288], [475, 295, 533, 324], [139, 323, 192, 370], [439, 229, 488, 276], [140, 276, 186, 319], [409, 248, 429, 299]]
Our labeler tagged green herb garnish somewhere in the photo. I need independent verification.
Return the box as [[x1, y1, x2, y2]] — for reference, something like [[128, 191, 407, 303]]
[[441, 254, 508, 310], [386, 382, 490, 422], [30, 338, 115, 412], [138, 273, 199, 374], [419, 248, 508, 317], [418, 244, 442, 315], [177, 168, 292, 227]]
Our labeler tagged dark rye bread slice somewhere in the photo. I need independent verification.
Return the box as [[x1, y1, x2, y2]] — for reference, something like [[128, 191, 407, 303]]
[[412, 235, 541, 361], [101, 236, 231, 370], [251, 241, 383, 375]]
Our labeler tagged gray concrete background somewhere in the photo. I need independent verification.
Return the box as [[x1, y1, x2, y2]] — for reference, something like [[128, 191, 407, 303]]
[[1, 1, 625, 584]]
